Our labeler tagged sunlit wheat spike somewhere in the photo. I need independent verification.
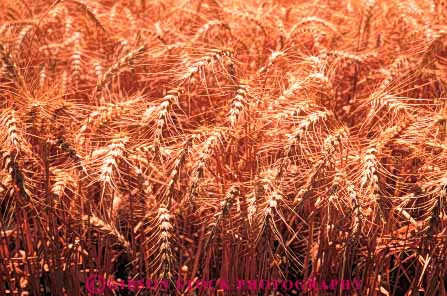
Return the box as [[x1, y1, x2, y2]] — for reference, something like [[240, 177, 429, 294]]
[[163, 136, 193, 205], [258, 50, 286, 74], [1, 110, 22, 149], [187, 132, 222, 205], [95, 43, 147, 93], [191, 20, 230, 44], [82, 214, 129, 249], [178, 48, 234, 86], [0, 42, 26, 88], [98, 135, 129, 188], [153, 89, 180, 153], [228, 84, 248, 128], [143, 204, 175, 279], [204, 185, 239, 250]]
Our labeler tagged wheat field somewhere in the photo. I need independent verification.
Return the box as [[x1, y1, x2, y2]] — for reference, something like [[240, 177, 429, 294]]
[[0, 0, 447, 295]]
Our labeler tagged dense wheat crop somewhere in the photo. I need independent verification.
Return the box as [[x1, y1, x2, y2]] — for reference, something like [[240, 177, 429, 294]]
[[1, 0, 447, 295]]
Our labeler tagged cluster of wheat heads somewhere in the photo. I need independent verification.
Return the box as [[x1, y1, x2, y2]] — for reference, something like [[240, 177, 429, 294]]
[[0, 0, 447, 295]]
